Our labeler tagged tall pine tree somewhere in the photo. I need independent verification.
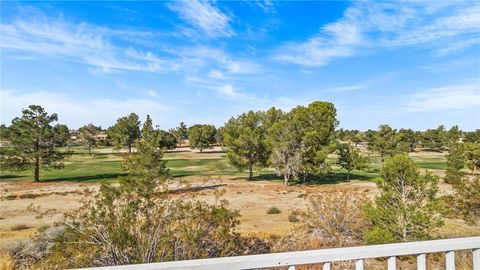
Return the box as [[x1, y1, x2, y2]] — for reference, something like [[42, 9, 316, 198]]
[[1, 105, 69, 182], [365, 154, 443, 243]]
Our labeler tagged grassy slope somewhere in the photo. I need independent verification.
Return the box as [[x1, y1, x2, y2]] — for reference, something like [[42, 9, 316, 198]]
[[0, 148, 448, 183]]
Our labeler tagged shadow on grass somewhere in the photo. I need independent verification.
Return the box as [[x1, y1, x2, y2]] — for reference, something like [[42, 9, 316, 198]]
[[196, 150, 224, 154], [232, 171, 376, 185], [0, 174, 27, 180], [42, 173, 127, 183], [170, 184, 227, 194], [303, 172, 374, 185]]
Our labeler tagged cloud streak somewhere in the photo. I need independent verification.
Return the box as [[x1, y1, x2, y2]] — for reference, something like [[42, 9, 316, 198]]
[[0, 16, 175, 73], [0, 89, 179, 129], [275, 2, 480, 67], [167, 0, 234, 38], [404, 82, 480, 112]]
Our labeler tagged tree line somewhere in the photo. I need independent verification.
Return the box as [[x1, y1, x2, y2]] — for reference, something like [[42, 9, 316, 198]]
[[1, 104, 479, 184]]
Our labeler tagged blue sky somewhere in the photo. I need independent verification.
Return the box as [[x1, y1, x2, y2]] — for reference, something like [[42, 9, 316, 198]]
[[1, 1, 479, 130]]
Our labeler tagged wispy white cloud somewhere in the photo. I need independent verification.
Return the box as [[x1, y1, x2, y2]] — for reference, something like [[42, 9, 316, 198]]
[[404, 82, 480, 112], [0, 89, 179, 129], [171, 46, 262, 75], [217, 84, 240, 98], [0, 11, 263, 79], [274, 14, 362, 66], [208, 69, 227, 80], [144, 89, 158, 97], [275, 2, 480, 67], [327, 84, 368, 92], [253, 0, 276, 14], [0, 16, 175, 73], [167, 0, 233, 38]]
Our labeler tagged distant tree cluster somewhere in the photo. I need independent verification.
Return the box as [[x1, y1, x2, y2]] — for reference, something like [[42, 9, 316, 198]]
[[336, 143, 369, 181], [222, 101, 338, 185], [337, 125, 469, 162], [188, 124, 217, 152]]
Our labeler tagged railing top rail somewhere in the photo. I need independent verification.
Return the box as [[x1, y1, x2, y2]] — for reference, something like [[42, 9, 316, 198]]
[[78, 236, 480, 270]]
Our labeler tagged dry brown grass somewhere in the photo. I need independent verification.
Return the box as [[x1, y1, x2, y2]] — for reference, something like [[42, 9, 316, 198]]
[[0, 253, 14, 270]]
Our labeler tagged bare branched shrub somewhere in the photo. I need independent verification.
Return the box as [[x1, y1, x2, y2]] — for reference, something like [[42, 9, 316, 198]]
[[275, 192, 370, 252], [6, 227, 64, 270], [301, 191, 369, 245]]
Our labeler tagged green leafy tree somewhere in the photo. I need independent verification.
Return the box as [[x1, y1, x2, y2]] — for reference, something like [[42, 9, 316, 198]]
[[122, 115, 168, 180], [336, 144, 369, 181], [421, 125, 447, 152], [159, 130, 177, 150], [452, 177, 480, 226], [291, 101, 337, 179], [78, 124, 101, 155], [107, 113, 141, 153], [268, 116, 304, 186], [465, 142, 480, 174], [170, 122, 188, 143], [446, 125, 461, 145], [223, 111, 270, 180], [396, 128, 417, 152], [215, 126, 225, 146], [177, 122, 188, 140], [0, 105, 69, 182], [268, 101, 337, 185], [53, 124, 71, 147], [365, 154, 443, 244], [263, 107, 283, 130], [368, 124, 398, 162], [445, 143, 465, 184], [464, 129, 480, 143], [188, 124, 216, 152]]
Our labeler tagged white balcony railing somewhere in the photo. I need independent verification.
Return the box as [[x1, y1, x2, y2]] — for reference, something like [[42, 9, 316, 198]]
[[81, 236, 480, 270]]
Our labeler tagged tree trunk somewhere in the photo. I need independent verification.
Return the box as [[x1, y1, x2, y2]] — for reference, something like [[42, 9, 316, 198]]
[[34, 159, 40, 182], [88, 144, 92, 156], [283, 173, 289, 186], [248, 163, 253, 180], [200, 147, 203, 153], [34, 137, 40, 182], [128, 144, 132, 154], [347, 170, 350, 181]]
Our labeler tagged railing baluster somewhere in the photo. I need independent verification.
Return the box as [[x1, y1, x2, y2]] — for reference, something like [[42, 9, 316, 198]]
[[323, 262, 331, 270], [446, 251, 455, 270], [355, 259, 364, 270], [474, 249, 480, 270], [417, 254, 426, 270], [288, 265, 295, 270], [388, 256, 396, 270]]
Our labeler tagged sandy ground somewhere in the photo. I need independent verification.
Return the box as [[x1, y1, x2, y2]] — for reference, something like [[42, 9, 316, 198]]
[[0, 177, 377, 248], [2, 175, 477, 250]]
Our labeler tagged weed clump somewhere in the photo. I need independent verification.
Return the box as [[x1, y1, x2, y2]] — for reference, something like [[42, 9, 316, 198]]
[[267, 207, 281, 214]]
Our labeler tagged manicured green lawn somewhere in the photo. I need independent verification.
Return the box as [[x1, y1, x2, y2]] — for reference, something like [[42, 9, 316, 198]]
[[0, 153, 125, 183], [0, 149, 448, 183]]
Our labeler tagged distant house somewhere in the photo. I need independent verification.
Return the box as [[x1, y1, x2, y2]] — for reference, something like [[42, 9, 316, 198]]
[[93, 131, 108, 142], [69, 129, 79, 143]]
